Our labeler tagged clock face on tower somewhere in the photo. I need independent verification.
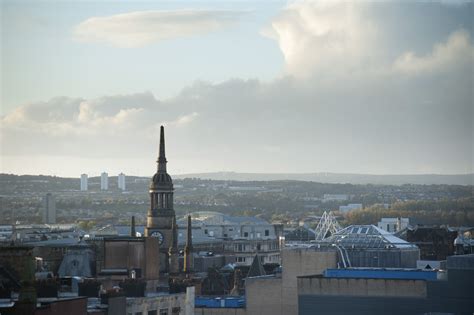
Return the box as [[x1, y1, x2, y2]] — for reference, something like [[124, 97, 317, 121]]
[[150, 231, 164, 244]]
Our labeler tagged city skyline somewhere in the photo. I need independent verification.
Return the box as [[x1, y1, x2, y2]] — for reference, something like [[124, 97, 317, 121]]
[[1, 1, 473, 177]]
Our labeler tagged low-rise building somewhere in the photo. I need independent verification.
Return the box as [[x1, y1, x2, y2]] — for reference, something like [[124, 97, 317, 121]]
[[297, 254, 474, 315], [377, 217, 409, 233], [338, 203, 362, 213]]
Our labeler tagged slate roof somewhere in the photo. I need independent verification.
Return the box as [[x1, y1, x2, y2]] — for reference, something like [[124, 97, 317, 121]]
[[247, 254, 266, 278]]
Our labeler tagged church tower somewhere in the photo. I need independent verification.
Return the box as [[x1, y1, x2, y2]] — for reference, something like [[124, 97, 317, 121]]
[[145, 126, 176, 272]]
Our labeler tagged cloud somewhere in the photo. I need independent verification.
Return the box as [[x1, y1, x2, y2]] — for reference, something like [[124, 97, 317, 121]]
[[74, 10, 246, 48], [2, 1, 473, 175], [262, 1, 380, 78], [264, 1, 474, 80], [393, 30, 474, 74]]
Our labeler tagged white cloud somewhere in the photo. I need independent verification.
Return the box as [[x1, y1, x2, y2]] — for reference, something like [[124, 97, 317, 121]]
[[393, 30, 474, 74], [263, 1, 379, 78], [74, 10, 246, 48], [2, 1, 473, 175], [264, 1, 474, 80]]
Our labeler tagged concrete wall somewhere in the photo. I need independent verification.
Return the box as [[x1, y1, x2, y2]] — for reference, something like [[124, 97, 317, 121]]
[[126, 292, 188, 315], [104, 240, 145, 271], [298, 277, 427, 298], [35, 297, 88, 315], [0, 246, 34, 280], [246, 277, 282, 315], [144, 237, 160, 280], [195, 308, 247, 315], [281, 249, 337, 314], [245, 248, 337, 315]]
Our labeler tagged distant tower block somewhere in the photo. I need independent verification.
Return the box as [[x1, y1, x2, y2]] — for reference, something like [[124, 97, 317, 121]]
[[80, 174, 88, 191], [118, 173, 126, 191], [101, 172, 108, 190], [43, 193, 56, 224]]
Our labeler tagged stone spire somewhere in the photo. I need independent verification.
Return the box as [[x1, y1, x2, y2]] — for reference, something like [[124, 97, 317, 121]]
[[130, 216, 136, 237], [157, 125, 167, 173], [168, 216, 179, 274], [184, 215, 194, 273], [247, 254, 266, 278]]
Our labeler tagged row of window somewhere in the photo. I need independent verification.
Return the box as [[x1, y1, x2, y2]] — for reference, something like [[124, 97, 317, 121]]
[[129, 307, 180, 315], [233, 242, 279, 252], [203, 229, 270, 237], [236, 255, 280, 263]]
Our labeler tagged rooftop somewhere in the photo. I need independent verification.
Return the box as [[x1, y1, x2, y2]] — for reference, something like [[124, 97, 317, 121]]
[[178, 211, 270, 226], [321, 225, 418, 249]]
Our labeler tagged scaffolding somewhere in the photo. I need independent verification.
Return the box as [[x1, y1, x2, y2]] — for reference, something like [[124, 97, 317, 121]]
[[314, 211, 342, 241]]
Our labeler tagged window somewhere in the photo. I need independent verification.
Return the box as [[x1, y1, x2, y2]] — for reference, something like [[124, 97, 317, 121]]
[[229, 228, 234, 231], [256, 233, 261, 238], [172, 307, 180, 315], [224, 233, 228, 237], [257, 244, 261, 251], [148, 311, 157, 315], [159, 309, 168, 315], [204, 229, 208, 234], [237, 257, 245, 262], [244, 232, 249, 237], [135, 312, 142, 315], [265, 230, 269, 236], [238, 244, 243, 251]]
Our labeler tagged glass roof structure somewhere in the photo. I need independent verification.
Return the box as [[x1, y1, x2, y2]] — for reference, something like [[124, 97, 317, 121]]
[[320, 225, 417, 249]]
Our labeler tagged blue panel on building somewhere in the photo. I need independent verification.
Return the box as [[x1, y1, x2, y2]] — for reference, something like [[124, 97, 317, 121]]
[[324, 268, 438, 280], [195, 296, 246, 308]]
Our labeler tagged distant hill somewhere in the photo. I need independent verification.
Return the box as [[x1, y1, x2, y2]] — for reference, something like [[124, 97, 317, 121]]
[[173, 172, 473, 186], [1, 172, 472, 186]]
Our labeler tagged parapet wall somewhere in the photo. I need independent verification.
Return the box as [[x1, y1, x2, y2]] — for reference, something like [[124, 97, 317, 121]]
[[298, 277, 427, 298]]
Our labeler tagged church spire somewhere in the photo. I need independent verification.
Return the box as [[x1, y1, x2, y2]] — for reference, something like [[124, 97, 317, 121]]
[[157, 125, 167, 173], [168, 216, 179, 274], [184, 215, 194, 273]]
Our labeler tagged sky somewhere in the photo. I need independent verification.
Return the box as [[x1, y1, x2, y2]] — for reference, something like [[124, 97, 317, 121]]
[[1, 0, 473, 177]]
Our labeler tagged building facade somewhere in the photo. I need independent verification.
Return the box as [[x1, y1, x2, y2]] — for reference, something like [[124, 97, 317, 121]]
[[297, 254, 474, 315], [80, 174, 88, 191], [118, 173, 126, 191], [377, 217, 409, 233], [101, 172, 108, 190], [43, 193, 56, 224]]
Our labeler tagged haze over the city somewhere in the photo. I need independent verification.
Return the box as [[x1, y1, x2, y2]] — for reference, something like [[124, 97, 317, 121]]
[[1, 0, 473, 177]]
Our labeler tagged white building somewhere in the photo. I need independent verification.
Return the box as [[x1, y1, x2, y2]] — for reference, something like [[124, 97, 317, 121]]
[[43, 193, 56, 224], [101, 172, 108, 190], [177, 211, 283, 266], [118, 173, 126, 191], [339, 203, 363, 213], [323, 194, 349, 202], [80, 174, 88, 191], [377, 217, 409, 233]]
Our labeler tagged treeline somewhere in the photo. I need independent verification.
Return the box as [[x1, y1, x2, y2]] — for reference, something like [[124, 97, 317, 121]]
[[344, 198, 474, 226]]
